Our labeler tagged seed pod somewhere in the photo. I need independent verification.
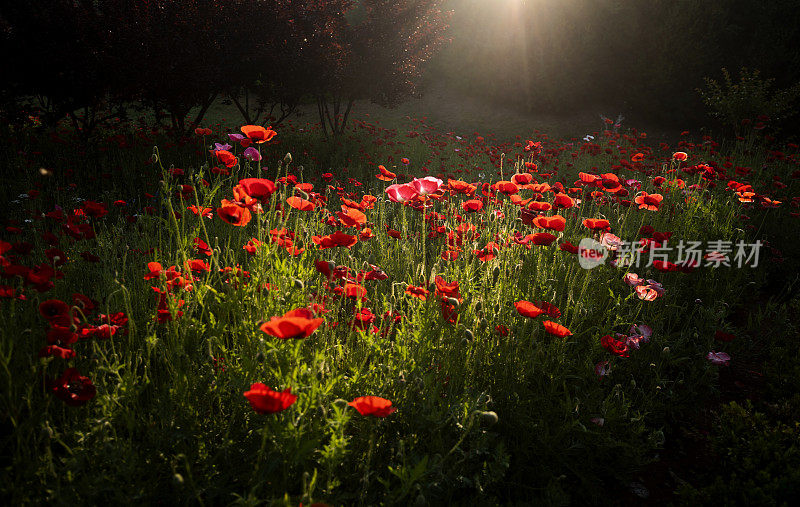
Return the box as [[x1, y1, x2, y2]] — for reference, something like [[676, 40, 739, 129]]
[[284, 152, 293, 165], [480, 411, 499, 426]]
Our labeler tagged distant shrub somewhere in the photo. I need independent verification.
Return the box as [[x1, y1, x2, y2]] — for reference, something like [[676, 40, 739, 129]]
[[697, 67, 800, 132]]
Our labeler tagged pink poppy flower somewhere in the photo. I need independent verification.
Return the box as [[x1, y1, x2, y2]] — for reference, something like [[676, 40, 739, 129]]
[[411, 176, 443, 196], [385, 183, 419, 203]]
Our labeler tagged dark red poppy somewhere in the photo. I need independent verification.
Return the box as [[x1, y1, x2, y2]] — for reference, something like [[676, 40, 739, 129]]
[[39, 299, 73, 327], [601, 335, 629, 357], [48, 368, 96, 406]]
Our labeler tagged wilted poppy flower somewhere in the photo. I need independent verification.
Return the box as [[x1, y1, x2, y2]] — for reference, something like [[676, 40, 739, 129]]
[[706, 351, 731, 366], [244, 383, 297, 413], [260, 308, 324, 339], [595, 361, 610, 378], [623, 272, 644, 286], [601, 335, 629, 357], [48, 368, 96, 406], [349, 396, 396, 417], [243, 147, 262, 162], [543, 320, 572, 337], [240, 125, 277, 144], [515, 300, 544, 318]]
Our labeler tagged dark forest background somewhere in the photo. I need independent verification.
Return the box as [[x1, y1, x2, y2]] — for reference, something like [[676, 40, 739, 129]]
[[2, 0, 800, 138]]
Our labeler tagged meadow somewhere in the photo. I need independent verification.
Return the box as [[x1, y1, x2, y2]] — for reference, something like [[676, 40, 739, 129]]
[[1, 111, 799, 505]]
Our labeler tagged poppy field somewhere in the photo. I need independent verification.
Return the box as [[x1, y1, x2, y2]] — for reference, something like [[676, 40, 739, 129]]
[[2, 115, 800, 505]]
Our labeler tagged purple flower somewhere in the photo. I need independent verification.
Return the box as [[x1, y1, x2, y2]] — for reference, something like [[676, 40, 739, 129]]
[[243, 147, 262, 162], [214, 143, 233, 152], [706, 351, 731, 366], [228, 133, 246, 142]]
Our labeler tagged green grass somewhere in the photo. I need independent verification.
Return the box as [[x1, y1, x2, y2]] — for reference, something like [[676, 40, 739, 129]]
[[0, 114, 798, 505]]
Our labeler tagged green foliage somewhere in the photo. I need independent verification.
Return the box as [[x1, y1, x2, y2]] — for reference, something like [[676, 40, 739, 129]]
[[697, 67, 800, 131], [676, 400, 800, 506]]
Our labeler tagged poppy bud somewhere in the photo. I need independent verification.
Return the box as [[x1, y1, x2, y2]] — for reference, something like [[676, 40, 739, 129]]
[[284, 152, 293, 165], [173, 473, 184, 486], [256, 351, 265, 363], [151, 153, 159, 164], [333, 398, 348, 409], [474, 301, 482, 312], [479, 411, 498, 426], [293, 278, 305, 290], [630, 379, 636, 388], [445, 297, 460, 307], [294, 188, 309, 200], [414, 493, 427, 507], [477, 318, 487, 329], [463, 328, 474, 341], [492, 266, 501, 284], [662, 347, 670, 354]]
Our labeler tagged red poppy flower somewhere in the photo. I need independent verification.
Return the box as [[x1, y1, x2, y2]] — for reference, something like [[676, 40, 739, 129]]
[[601, 335, 629, 357], [582, 218, 611, 231], [532, 214, 566, 232], [534, 301, 561, 318], [515, 300, 544, 318], [217, 200, 252, 227], [543, 320, 572, 337], [39, 299, 73, 327], [193, 238, 213, 256], [553, 193, 576, 208], [244, 383, 297, 413], [462, 199, 484, 213], [337, 207, 367, 227], [448, 179, 477, 195], [634, 192, 663, 211], [39, 344, 76, 359], [405, 285, 430, 300], [238, 178, 276, 202], [312, 231, 358, 249], [559, 241, 579, 254], [672, 151, 688, 161], [528, 232, 557, 246], [495, 181, 519, 195], [349, 396, 396, 417], [376, 165, 396, 181], [48, 368, 96, 406], [286, 196, 315, 211], [215, 150, 238, 168], [527, 201, 552, 211], [240, 125, 277, 144], [434, 276, 461, 300], [260, 308, 324, 339]]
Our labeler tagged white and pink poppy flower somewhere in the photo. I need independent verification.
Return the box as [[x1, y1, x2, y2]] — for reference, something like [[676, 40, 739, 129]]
[[411, 176, 443, 196], [706, 351, 731, 366], [385, 183, 419, 203]]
